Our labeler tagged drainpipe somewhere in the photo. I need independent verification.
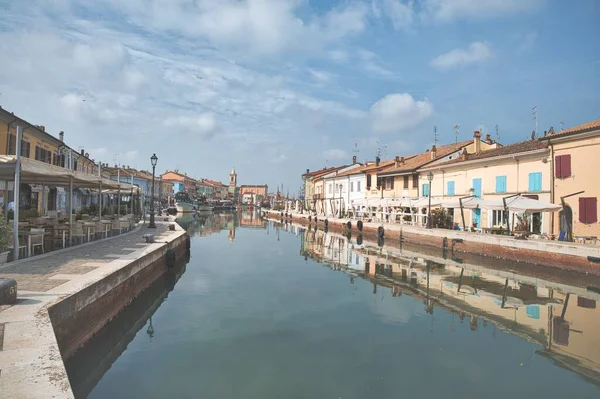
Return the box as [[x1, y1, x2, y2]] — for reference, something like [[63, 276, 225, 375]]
[[549, 140, 555, 234]]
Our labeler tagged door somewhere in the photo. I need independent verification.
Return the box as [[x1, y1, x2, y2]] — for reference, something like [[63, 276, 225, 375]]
[[472, 209, 481, 228]]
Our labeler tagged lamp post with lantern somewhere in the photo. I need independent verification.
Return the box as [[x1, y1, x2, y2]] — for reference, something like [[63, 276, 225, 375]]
[[427, 171, 434, 229], [149, 153, 158, 229]]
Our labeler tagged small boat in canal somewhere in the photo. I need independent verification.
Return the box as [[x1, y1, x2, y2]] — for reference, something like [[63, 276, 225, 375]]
[[174, 191, 196, 214]]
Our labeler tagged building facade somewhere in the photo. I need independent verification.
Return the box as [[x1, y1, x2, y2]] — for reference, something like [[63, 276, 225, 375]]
[[541, 120, 600, 240]]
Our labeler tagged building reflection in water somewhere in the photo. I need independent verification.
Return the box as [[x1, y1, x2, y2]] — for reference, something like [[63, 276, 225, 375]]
[[294, 222, 600, 386], [64, 251, 190, 398], [176, 210, 267, 242]]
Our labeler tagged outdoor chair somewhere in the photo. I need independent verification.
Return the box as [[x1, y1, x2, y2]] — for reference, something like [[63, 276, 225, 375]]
[[95, 220, 109, 239], [71, 223, 85, 245], [8, 233, 27, 259], [30, 228, 45, 255]]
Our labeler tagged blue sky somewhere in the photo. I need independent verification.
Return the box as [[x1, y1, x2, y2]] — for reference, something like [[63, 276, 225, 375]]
[[0, 0, 598, 193]]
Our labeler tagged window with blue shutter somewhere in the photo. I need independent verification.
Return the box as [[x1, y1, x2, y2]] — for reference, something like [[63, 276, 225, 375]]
[[422, 183, 430, 196], [472, 178, 482, 198], [495, 176, 507, 193], [447, 181, 455, 196], [528, 172, 542, 192]]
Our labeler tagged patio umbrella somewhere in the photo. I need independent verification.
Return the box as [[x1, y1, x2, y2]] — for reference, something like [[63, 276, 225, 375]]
[[500, 196, 562, 213]]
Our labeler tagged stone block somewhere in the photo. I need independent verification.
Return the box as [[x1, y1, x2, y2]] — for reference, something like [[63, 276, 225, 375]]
[[0, 277, 17, 304]]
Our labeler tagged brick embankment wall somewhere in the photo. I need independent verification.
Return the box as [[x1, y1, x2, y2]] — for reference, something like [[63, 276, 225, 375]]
[[268, 211, 600, 277], [48, 233, 189, 359]]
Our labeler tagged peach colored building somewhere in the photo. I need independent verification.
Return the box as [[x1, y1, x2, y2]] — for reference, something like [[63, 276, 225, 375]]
[[541, 119, 600, 242], [420, 138, 551, 232], [378, 132, 499, 200]]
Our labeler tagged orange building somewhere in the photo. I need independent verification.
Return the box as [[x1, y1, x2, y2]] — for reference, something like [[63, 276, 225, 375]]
[[161, 170, 197, 196]]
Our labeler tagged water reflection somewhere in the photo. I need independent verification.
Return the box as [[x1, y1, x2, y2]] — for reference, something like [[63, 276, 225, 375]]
[[176, 209, 266, 239], [65, 252, 190, 398], [292, 222, 600, 385]]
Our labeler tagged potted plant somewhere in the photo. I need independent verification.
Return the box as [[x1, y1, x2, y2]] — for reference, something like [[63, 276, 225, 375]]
[[0, 212, 10, 264]]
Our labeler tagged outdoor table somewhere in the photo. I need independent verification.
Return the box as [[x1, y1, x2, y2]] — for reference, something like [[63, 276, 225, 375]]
[[82, 222, 96, 243], [55, 224, 70, 248], [17, 229, 46, 258]]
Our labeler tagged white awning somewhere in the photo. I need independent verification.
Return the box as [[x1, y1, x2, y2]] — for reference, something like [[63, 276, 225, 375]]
[[491, 196, 562, 213], [441, 197, 499, 210], [0, 156, 137, 191]]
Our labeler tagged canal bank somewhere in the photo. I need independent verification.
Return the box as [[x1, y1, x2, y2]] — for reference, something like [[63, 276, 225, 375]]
[[0, 218, 189, 399], [267, 210, 600, 276]]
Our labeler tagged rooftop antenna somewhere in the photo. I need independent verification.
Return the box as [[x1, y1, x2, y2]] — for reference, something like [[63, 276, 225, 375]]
[[453, 123, 460, 143], [495, 124, 499, 142], [532, 106, 538, 138], [353, 142, 360, 155], [433, 126, 438, 147], [560, 121, 565, 131], [376, 141, 381, 158]]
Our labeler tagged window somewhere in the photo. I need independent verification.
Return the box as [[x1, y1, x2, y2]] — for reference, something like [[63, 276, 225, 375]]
[[384, 177, 394, 190], [555, 154, 571, 178], [579, 197, 597, 224], [403, 175, 409, 189], [422, 183, 430, 196], [492, 210, 507, 226], [377, 177, 382, 189], [528, 172, 542, 192], [447, 181, 455, 196], [357, 181, 361, 192], [9, 134, 31, 157], [328, 184, 332, 194], [366, 174, 372, 189], [495, 176, 507, 193], [412, 174, 418, 188], [472, 178, 482, 198], [350, 182, 354, 192], [36, 146, 53, 163]]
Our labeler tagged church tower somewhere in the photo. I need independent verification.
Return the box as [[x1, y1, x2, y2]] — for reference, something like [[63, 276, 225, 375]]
[[229, 167, 237, 187]]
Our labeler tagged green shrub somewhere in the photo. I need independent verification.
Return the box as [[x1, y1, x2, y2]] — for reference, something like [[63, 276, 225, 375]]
[[0, 211, 9, 253]]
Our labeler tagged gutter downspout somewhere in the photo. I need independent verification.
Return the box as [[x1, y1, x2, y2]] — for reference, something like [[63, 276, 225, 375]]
[[549, 140, 555, 235]]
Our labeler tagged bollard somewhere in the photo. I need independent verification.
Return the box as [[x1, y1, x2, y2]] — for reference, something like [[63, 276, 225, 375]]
[[308, 215, 312, 222], [357, 220, 363, 231], [356, 234, 363, 246], [324, 219, 328, 229], [0, 278, 17, 305], [346, 221, 352, 230], [377, 236, 384, 248], [377, 226, 385, 238]]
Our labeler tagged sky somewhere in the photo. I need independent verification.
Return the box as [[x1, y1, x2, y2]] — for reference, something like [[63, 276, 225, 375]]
[[0, 0, 598, 193]]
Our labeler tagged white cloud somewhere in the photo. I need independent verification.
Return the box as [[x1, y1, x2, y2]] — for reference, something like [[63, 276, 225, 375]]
[[423, 0, 546, 21], [430, 41, 493, 70], [357, 49, 396, 79], [328, 50, 349, 62], [323, 148, 349, 161], [100, 0, 369, 55], [164, 114, 217, 138], [370, 93, 434, 133], [308, 69, 336, 83], [372, 0, 415, 30]]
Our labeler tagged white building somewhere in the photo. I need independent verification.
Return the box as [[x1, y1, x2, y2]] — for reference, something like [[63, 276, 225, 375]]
[[322, 162, 363, 217]]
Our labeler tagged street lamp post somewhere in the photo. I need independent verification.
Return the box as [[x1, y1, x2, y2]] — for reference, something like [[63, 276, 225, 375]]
[[427, 171, 433, 229], [339, 184, 343, 218], [149, 153, 158, 229]]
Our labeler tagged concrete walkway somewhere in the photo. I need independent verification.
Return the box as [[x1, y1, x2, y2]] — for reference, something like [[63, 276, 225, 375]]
[[0, 219, 185, 399], [270, 210, 600, 259]]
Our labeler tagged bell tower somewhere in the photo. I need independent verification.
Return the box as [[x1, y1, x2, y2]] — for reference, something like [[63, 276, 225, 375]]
[[230, 167, 237, 187]]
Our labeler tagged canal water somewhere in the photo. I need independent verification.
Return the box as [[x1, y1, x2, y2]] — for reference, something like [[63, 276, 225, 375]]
[[69, 212, 600, 398]]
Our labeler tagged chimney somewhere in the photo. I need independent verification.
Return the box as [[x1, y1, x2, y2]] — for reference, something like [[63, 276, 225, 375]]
[[461, 148, 468, 161], [485, 134, 492, 144], [473, 131, 481, 153], [375, 156, 380, 166], [306, 169, 310, 175], [80, 149, 85, 155], [430, 145, 437, 160], [36, 125, 45, 132], [352, 155, 357, 164], [59, 131, 64, 142], [85, 152, 89, 158], [394, 156, 400, 168]]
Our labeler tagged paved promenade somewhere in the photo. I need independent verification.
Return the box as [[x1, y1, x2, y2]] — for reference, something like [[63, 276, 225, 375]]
[[0, 219, 184, 399]]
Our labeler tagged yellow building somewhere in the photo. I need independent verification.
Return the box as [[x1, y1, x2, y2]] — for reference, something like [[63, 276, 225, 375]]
[[0, 106, 105, 214], [378, 132, 499, 200], [419, 138, 551, 232], [541, 119, 600, 242]]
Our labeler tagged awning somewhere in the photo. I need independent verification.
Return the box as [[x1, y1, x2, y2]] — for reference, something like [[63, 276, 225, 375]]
[[0, 156, 136, 191], [441, 197, 499, 210], [490, 195, 562, 213]]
